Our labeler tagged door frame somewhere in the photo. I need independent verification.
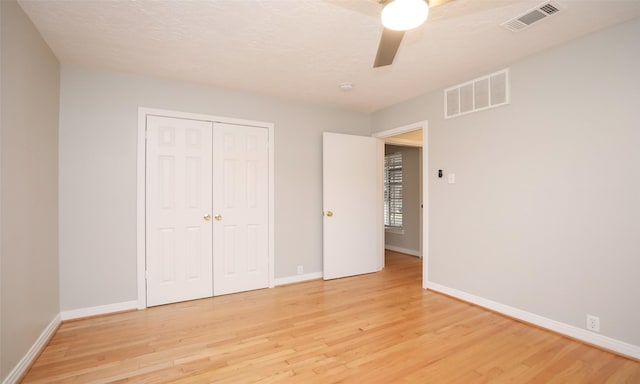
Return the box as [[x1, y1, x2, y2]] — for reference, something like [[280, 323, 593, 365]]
[[136, 107, 275, 309], [372, 120, 429, 289]]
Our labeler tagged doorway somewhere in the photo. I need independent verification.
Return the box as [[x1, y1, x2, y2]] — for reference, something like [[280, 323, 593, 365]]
[[383, 142, 422, 257], [373, 121, 429, 289]]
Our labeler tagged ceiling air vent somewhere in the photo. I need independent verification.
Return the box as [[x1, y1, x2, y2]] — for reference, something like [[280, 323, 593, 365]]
[[501, 1, 564, 32]]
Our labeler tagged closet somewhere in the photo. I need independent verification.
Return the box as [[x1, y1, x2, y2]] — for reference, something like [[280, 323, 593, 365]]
[[145, 115, 269, 306]]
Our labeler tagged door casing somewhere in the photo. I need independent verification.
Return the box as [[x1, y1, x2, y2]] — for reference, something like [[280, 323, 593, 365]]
[[137, 107, 275, 309]]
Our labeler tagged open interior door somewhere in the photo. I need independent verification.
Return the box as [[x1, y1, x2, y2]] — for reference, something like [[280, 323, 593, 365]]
[[322, 132, 382, 280]]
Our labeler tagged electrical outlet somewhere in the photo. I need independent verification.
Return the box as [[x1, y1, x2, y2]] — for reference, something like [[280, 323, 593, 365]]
[[586, 315, 600, 332], [296, 265, 303, 275]]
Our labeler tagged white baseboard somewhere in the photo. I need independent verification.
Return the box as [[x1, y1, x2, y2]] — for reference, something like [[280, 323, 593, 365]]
[[385, 245, 421, 257], [426, 281, 640, 360], [2, 314, 61, 384], [274, 272, 323, 286], [60, 300, 139, 321]]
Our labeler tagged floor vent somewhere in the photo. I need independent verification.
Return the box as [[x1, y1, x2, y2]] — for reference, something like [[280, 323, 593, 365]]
[[501, 1, 564, 32], [444, 69, 510, 119]]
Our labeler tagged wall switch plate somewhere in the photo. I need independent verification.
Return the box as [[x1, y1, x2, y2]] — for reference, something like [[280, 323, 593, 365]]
[[447, 173, 456, 184], [297, 265, 304, 275], [586, 314, 600, 332]]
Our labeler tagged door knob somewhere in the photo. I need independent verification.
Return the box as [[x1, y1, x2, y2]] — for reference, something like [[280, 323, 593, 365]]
[[204, 214, 212, 221], [326, 211, 334, 217], [214, 214, 222, 221]]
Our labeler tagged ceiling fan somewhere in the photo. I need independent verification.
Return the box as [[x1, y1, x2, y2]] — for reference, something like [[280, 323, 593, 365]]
[[373, 0, 454, 68]]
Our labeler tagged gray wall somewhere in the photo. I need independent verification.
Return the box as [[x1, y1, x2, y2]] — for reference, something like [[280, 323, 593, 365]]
[[372, 18, 640, 347], [58, 66, 370, 311], [384, 145, 421, 255], [0, 0, 60, 380]]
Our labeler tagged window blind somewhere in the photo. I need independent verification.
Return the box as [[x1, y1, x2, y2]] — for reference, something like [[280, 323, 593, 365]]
[[384, 152, 403, 228]]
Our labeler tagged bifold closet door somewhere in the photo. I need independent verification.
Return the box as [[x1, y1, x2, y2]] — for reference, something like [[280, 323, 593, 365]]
[[146, 116, 214, 307], [212, 122, 269, 295]]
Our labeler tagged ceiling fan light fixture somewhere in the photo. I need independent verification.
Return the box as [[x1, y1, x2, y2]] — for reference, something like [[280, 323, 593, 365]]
[[381, 0, 429, 31]]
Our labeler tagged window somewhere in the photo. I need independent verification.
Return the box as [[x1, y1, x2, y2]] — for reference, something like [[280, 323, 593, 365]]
[[384, 152, 403, 229]]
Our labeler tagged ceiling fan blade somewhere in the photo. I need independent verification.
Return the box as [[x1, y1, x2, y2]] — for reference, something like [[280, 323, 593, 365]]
[[373, 28, 405, 68], [372, 0, 456, 68], [373, 0, 454, 8], [427, 0, 455, 7]]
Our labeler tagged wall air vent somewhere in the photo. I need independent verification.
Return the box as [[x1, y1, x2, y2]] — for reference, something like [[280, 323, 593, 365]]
[[444, 69, 510, 119], [501, 1, 564, 32]]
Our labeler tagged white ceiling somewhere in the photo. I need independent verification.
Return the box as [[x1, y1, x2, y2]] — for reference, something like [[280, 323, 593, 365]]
[[18, 0, 640, 112]]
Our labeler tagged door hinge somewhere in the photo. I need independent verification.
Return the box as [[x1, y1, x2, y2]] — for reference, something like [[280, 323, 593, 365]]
[[145, 270, 149, 279]]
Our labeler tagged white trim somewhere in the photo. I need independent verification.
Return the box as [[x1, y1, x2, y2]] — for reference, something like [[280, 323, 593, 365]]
[[274, 272, 323, 286], [372, 121, 427, 139], [2, 314, 61, 384], [268, 118, 275, 289], [60, 300, 139, 321], [136, 110, 146, 309], [427, 282, 640, 360], [137, 107, 275, 309], [373, 120, 428, 287], [376, 139, 385, 271], [384, 245, 421, 257], [383, 137, 422, 147]]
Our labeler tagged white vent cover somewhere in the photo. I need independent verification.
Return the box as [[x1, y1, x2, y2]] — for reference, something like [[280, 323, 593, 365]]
[[444, 69, 510, 119], [502, 1, 564, 32]]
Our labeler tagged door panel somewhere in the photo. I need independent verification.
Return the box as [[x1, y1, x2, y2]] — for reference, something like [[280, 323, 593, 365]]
[[323, 132, 381, 280], [213, 123, 269, 295], [146, 116, 213, 306]]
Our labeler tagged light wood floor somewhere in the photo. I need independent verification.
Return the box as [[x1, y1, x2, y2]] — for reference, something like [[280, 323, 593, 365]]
[[23, 251, 640, 383]]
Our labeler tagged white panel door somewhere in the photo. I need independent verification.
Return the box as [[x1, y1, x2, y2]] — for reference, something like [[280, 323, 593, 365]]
[[323, 132, 380, 280], [213, 123, 269, 295], [146, 116, 213, 307]]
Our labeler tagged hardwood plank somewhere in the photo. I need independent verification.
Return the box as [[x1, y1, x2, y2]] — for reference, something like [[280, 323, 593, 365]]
[[21, 251, 640, 383]]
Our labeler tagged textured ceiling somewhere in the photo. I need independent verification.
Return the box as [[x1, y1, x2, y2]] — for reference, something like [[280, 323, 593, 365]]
[[17, 0, 640, 112]]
